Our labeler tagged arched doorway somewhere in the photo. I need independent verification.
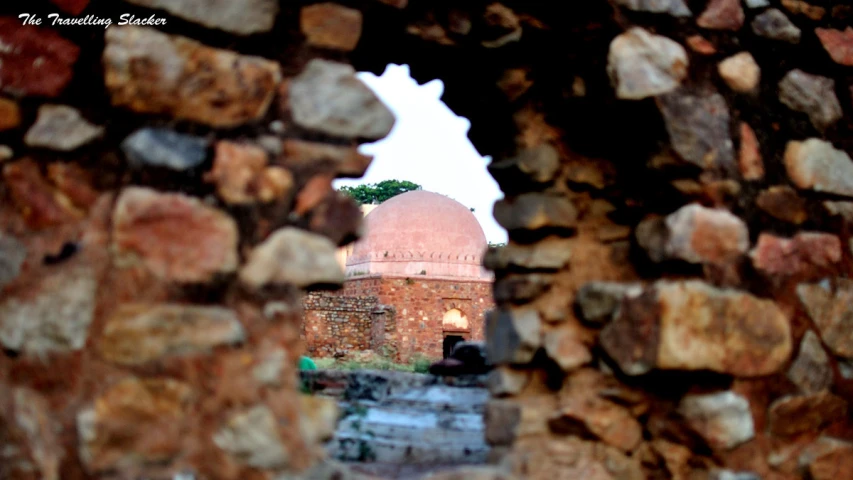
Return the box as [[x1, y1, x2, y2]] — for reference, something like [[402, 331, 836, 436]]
[[442, 335, 465, 359], [442, 308, 469, 331]]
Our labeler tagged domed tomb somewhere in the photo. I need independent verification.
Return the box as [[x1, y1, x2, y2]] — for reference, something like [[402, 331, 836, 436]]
[[345, 190, 491, 279]]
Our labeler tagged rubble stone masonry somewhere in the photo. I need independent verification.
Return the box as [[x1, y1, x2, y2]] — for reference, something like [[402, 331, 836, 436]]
[[343, 275, 493, 361], [2, 0, 853, 479], [302, 292, 386, 358]]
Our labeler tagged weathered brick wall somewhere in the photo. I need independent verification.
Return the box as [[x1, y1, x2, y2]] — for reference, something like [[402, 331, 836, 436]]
[[302, 291, 389, 358], [344, 275, 493, 361]]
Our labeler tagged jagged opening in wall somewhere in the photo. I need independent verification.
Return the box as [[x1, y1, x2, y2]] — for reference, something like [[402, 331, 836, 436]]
[[315, 64, 499, 367], [302, 62, 500, 475], [335, 63, 505, 247], [303, 61, 496, 368]]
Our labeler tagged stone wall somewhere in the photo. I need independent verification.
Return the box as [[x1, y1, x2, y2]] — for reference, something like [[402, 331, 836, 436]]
[[2, 0, 853, 479], [344, 275, 493, 361], [302, 291, 393, 358], [475, 2, 853, 479]]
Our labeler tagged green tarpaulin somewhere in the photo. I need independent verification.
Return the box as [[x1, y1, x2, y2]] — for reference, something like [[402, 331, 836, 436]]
[[299, 356, 317, 370]]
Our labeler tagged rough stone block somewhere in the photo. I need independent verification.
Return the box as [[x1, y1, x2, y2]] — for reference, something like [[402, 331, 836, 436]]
[[493, 193, 578, 232], [301, 3, 363, 51], [240, 227, 345, 289], [104, 26, 281, 127], [601, 281, 791, 376], [287, 59, 395, 140], [679, 391, 754, 450], [98, 304, 246, 366], [0, 18, 80, 97], [125, 0, 279, 35], [607, 28, 688, 100], [112, 187, 239, 283], [485, 308, 542, 365]]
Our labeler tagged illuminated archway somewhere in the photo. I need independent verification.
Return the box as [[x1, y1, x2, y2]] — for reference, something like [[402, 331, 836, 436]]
[[441, 308, 469, 332]]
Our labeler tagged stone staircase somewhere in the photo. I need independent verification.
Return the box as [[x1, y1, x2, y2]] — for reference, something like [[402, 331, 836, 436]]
[[316, 371, 491, 469]]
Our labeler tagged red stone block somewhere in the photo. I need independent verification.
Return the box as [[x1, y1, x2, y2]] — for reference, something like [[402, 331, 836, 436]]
[[300, 3, 363, 51], [50, 0, 90, 15], [768, 391, 848, 437], [0, 17, 80, 98], [750, 232, 841, 278], [739, 122, 764, 181], [697, 0, 745, 31], [47, 162, 99, 211], [2, 158, 81, 229], [686, 35, 717, 55], [816, 27, 853, 66], [810, 445, 853, 480], [0, 97, 21, 131], [112, 187, 239, 283]]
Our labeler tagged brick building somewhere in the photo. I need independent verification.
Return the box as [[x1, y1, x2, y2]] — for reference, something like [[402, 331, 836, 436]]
[[303, 190, 494, 361]]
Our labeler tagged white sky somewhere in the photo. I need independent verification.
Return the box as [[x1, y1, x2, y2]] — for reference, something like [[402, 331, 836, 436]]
[[333, 64, 508, 244]]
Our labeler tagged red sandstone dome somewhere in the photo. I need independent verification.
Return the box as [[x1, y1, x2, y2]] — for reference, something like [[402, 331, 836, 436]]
[[346, 190, 492, 279]]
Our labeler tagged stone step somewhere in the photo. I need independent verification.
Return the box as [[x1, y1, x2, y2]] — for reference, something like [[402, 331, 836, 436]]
[[302, 370, 489, 402], [383, 385, 490, 414], [328, 383, 491, 468], [330, 432, 490, 465], [336, 409, 485, 442]]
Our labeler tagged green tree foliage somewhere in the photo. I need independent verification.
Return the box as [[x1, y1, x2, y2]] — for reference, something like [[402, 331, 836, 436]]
[[339, 180, 422, 205]]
